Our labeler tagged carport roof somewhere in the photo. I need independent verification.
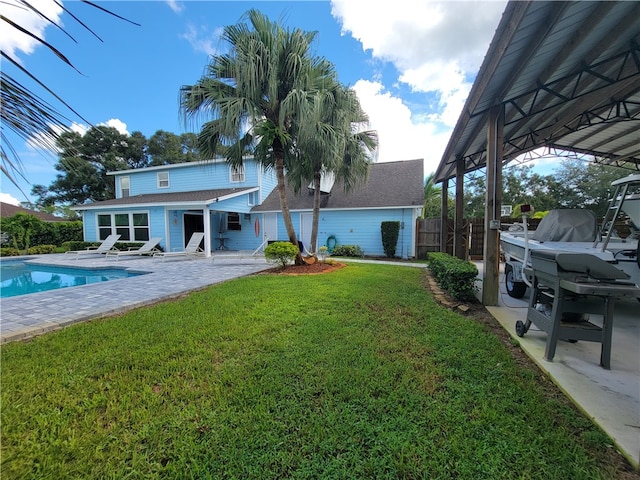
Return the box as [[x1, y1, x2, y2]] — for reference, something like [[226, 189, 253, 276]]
[[434, 0, 640, 183]]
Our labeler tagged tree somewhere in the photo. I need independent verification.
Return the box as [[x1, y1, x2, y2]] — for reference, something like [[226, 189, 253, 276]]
[[286, 83, 377, 252], [180, 9, 336, 263], [32, 126, 148, 206]]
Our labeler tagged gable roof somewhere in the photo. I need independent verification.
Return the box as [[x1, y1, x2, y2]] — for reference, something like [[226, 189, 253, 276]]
[[72, 187, 258, 210], [0, 202, 65, 221], [252, 159, 424, 212]]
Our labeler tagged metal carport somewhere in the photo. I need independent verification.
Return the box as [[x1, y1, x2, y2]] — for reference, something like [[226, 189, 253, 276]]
[[433, 0, 640, 306]]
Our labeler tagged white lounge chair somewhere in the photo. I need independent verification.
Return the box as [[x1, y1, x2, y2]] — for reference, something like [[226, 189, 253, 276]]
[[153, 232, 205, 261], [65, 234, 121, 258], [105, 238, 162, 261]]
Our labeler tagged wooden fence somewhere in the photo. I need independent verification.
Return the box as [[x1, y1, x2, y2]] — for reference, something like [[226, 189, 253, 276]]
[[416, 216, 631, 260]]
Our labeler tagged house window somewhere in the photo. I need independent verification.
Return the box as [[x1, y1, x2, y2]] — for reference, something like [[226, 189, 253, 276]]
[[157, 172, 169, 188], [97, 212, 150, 241], [247, 191, 257, 207], [227, 212, 241, 231], [230, 164, 245, 183], [120, 176, 130, 198]]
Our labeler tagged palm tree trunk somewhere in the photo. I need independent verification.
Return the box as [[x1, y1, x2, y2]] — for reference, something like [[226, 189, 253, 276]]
[[311, 170, 321, 252], [275, 155, 303, 264]]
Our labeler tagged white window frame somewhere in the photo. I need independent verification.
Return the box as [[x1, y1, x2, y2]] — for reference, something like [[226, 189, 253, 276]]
[[230, 164, 245, 183], [96, 211, 150, 242], [120, 176, 130, 198], [157, 171, 170, 189]]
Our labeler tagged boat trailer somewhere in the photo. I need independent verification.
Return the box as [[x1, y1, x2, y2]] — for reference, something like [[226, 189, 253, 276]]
[[516, 249, 640, 369]]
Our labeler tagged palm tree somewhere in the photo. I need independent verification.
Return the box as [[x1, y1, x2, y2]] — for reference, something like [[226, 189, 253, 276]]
[[180, 9, 335, 262], [1, 1, 139, 190], [287, 84, 377, 252], [422, 173, 443, 218]]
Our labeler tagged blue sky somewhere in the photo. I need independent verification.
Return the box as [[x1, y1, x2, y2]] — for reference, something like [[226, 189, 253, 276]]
[[1, 0, 511, 205]]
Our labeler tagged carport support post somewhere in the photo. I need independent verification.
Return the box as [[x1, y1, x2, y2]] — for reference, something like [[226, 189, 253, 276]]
[[440, 179, 449, 253], [482, 106, 503, 306], [454, 157, 465, 259]]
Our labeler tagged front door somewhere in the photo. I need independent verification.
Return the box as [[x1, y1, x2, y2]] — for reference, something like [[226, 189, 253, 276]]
[[264, 213, 278, 243]]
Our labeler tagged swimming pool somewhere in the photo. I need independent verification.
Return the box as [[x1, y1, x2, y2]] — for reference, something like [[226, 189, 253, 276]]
[[0, 260, 145, 298]]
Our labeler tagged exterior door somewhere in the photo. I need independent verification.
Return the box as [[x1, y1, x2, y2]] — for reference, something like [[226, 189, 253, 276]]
[[184, 212, 205, 249], [264, 213, 278, 243], [300, 213, 313, 252]]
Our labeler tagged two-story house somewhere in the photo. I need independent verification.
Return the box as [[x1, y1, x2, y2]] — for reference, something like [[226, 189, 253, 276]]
[[72, 157, 424, 258]]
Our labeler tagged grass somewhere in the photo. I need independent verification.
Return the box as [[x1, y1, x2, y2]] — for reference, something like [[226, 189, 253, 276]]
[[0, 263, 632, 479]]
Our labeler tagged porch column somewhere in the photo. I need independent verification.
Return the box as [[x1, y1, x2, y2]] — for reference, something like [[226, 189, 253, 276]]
[[482, 105, 504, 306], [203, 208, 212, 258]]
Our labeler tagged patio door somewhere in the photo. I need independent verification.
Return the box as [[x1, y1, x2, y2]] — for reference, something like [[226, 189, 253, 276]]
[[184, 212, 205, 249]]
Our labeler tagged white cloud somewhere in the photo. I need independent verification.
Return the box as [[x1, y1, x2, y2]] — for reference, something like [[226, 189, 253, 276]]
[[98, 119, 129, 135], [353, 80, 452, 175], [331, 0, 507, 169], [0, 0, 64, 61], [181, 24, 222, 57], [0, 192, 21, 206], [166, 0, 184, 14]]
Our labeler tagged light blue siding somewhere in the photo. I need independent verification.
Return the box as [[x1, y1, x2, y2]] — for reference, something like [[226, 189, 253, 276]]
[[265, 208, 417, 258]]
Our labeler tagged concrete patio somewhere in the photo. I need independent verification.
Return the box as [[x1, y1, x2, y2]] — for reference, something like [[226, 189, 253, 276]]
[[475, 262, 639, 469]]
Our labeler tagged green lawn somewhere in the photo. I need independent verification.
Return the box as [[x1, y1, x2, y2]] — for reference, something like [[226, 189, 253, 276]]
[[0, 263, 631, 479]]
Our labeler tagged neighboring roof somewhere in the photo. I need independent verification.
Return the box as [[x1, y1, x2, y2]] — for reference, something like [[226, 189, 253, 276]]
[[0, 202, 65, 221], [72, 187, 257, 210], [252, 159, 424, 212], [434, 1, 640, 183]]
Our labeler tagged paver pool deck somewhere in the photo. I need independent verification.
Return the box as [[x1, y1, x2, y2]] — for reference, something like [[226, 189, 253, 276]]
[[0, 253, 273, 343]]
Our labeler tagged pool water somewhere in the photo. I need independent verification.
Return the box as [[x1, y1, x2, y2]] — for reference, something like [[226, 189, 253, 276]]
[[0, 261, 144, 298]]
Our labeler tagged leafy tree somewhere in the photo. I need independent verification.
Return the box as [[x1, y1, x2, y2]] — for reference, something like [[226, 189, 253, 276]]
[[32, 126, 147, 206], [180, 9, 336, 263]]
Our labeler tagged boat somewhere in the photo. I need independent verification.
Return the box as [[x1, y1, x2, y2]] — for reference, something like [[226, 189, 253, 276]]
[[500, 173, 640, 298]]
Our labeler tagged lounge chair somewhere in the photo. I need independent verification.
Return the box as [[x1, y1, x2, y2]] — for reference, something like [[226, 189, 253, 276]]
[[65, 234, 121, 258], [153, 232, 205, 261], [105, 238, 162, 261]]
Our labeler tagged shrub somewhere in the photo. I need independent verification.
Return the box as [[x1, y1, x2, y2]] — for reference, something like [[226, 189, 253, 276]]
[[264, 241, 299, 269], [0, 247, 21, 257], [27, 244, 56, 255], [381, 221, 401, 258], [332, 245, 363, 257], [62, 241, 96, 252], [427, 252, 479, 301]]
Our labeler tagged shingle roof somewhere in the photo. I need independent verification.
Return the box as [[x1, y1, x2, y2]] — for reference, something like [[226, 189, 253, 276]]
[[0, 202, 65, 221], [252, 159, 424, 212], [73, 188, 256, 210]]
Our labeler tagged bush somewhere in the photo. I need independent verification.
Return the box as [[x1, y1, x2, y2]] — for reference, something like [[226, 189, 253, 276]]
[[61, 241, 96, 252], [0, 247, 21, 257], [27, 244, 56, 255], [264, 241, 299, 269], [381, 221, 401, 258], [332, 245, 363, 257], [427, 252, 479, 301]]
